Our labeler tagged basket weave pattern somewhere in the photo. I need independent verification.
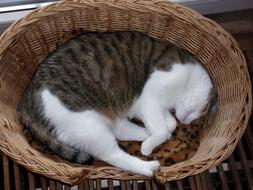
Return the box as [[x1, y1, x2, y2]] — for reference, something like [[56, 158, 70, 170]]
[[0, 0, 251, 185]]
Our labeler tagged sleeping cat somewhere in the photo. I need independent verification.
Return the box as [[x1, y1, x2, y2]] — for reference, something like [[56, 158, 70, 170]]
[[18, 31, 213, 177]]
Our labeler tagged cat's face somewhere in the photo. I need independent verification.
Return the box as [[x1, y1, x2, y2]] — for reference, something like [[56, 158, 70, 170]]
[[175, 83, 213, 125]]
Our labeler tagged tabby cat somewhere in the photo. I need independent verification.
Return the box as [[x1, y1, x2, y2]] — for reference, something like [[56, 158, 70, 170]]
[[18, 31, 213, 176]]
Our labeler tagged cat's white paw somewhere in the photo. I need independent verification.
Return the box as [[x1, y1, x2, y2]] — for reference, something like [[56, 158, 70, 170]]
[[139, 169, 153, 177], [141, 141, 153, 156], [147, 160, 160, 171], [140, 161, 160, 177]]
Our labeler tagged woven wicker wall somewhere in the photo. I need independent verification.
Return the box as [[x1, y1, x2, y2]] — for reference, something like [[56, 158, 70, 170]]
[[0, 0, 251, 185]]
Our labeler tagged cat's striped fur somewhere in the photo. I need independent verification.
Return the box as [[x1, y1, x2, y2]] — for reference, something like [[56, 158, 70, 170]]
[[18, 31, 202, 164]]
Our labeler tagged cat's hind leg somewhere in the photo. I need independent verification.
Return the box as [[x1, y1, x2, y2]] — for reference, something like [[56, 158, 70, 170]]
[[81, 114, 159, 177], [111, 119, 150, 141], [41, 89, 159, 176], [103, 145, 160, 177], [58, 112, 159, 176]]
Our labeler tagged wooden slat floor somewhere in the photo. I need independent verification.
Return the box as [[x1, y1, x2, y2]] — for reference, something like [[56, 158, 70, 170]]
[[1, 8, 253, 190]]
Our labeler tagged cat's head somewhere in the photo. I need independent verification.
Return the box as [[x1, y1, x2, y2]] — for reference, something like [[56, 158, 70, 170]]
[[174, 64, 214, 125]]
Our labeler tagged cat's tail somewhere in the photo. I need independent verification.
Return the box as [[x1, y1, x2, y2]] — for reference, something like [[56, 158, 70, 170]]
[[17, 97, 94, 164]]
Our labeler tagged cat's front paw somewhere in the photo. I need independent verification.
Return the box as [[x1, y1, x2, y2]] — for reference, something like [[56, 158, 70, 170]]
[[141, 141, 153, 156]]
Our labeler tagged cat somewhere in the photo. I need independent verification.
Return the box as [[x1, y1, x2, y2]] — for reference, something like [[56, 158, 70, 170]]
[[18, 31, 213, 177]]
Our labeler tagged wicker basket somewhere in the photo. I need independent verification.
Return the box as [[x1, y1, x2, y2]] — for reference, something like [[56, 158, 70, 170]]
[[0, 0, 251, 185]]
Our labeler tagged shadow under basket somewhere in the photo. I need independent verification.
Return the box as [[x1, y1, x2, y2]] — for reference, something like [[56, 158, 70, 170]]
[[0, 0, 251, 185]]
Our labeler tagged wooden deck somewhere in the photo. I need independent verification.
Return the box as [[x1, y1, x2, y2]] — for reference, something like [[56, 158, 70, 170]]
[[1, 8, 253, 190]]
